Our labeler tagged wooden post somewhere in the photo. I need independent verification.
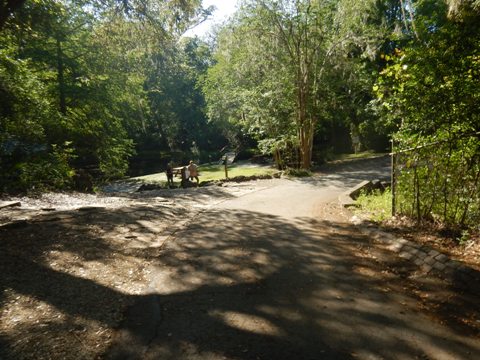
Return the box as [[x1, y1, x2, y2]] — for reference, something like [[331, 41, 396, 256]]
[[391, 139, 396, 216], [224, 156, 228, 179]]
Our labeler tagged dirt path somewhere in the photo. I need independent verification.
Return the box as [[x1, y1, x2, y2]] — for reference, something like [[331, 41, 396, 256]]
[[105, 159, 480, 360], [0, 182, 272, 359], [1, 157, 478, 359]]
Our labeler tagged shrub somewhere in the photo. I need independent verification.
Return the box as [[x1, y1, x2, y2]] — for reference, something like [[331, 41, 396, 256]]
[[355, 188, 392, 222], [283, 168, 312, 177]]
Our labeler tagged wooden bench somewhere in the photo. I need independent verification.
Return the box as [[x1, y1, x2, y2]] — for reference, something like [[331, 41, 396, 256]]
[[172, 166, 201, 181], [172, 167, 184, 177]]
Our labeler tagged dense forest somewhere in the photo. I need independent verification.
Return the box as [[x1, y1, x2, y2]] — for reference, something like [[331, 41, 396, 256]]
[[1, 0, 479, 226], [0, 0, 228, 192]]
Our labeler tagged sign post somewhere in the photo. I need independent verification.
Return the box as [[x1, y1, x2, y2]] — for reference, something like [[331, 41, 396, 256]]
[[223, 155, 228, 179]]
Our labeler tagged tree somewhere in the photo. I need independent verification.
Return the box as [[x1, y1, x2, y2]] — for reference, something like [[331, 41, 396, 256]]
[[373, 1, 480, 227], [205, 0, 384, 168], [446, 0, 480, 19], [0, 0, 209, 31], [1, 0, 209, 191], [0, 0, 24, 29]]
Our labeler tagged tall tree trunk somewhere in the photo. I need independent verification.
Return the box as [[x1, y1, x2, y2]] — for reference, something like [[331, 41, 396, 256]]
[[56, 38, 67, 115], [297, 63, 314, 169]]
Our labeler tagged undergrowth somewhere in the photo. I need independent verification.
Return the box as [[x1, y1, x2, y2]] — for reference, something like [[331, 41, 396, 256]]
[[355, 189, 392, 222], [283, 168, 312, 177]]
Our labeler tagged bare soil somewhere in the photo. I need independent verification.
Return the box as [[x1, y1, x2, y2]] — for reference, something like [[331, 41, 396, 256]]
[[381, 216, 480, 270], [349, 214, 480, 338], [0, 183, 266, 360]]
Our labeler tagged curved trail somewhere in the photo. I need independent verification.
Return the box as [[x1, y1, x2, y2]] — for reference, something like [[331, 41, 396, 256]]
[[106, 157, 479, 360]]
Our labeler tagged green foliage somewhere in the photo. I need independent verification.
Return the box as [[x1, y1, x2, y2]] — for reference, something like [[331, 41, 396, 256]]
[[144, 37, 225, 154], [198, 163, 277, 182], [355, 188, 392, 222], [0, 40, 75, 192], [457, 229, 471, 246], [332, 151, 382, 161], [204, 0, 387, 169], [394, 135, 480, 229], [283, 168, 312, 178], [16, 143, 75, 191], [0, 45, 57, 143], [375, 29, 479, 138], [1, 0, 218, 192], [374, 6, 480, 229], [2, 0, 478, 206]]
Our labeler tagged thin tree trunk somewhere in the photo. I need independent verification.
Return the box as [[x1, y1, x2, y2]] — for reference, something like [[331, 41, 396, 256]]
[[443, 144, 453, 222], [56, 38, 67, 115], [460, 163, 480, 226], [424, 163, 440, 217], [297, 64, 313, 169], [414, 166, 421, 222]]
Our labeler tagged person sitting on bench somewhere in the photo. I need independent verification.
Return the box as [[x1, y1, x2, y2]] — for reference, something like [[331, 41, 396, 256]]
[[188, 160, 199, 185]]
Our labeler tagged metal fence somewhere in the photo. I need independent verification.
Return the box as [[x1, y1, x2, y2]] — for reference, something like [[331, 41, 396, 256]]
[[391, 132, 480, 229]]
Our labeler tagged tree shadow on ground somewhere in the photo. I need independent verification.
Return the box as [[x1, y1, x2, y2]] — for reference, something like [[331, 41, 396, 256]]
[[0, 203, 479, 359], [106, 182, 252, 203], [294, 156, 391, 190], [0, 203, 195, 359], [107, 209, 480, 360]]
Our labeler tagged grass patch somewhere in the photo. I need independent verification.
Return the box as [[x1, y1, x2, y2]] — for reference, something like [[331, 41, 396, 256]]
[[283, 168, 312, 177], [198, 163, 277, 182], [332, 151, 387, 162], [355, 189, 392, 222], [131, 163, 277, 184]]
